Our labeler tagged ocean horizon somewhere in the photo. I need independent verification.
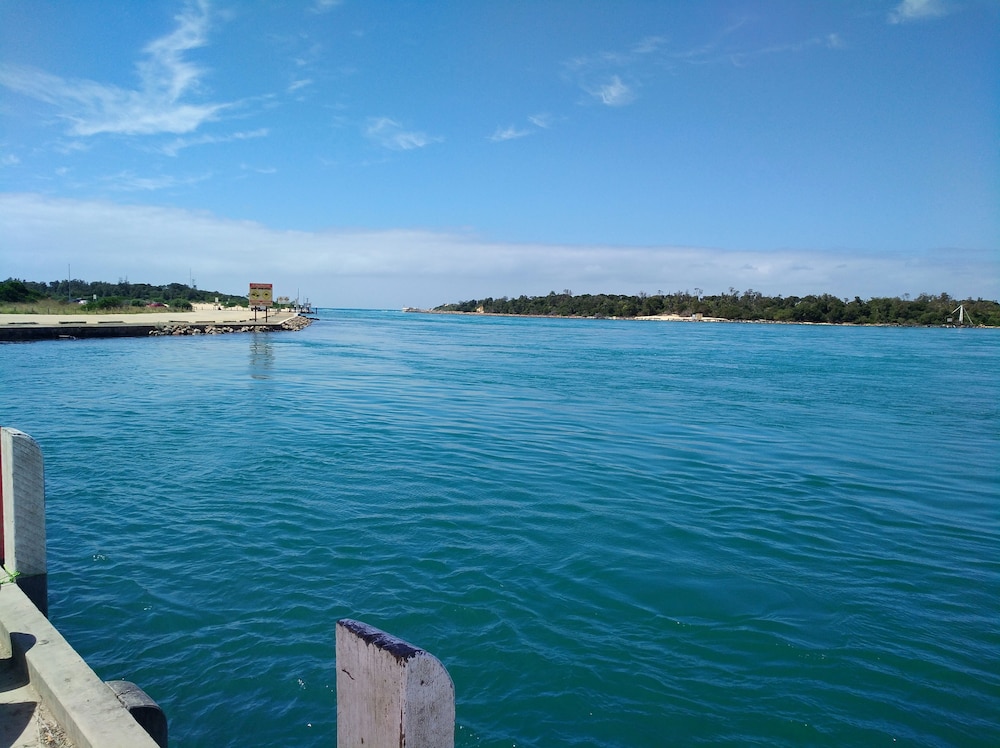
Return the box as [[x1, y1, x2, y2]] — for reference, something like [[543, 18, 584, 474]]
[[2, 309, 997, 746]]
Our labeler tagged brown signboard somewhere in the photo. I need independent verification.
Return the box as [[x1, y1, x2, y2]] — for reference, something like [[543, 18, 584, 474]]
[[249, 282, 273, 307]]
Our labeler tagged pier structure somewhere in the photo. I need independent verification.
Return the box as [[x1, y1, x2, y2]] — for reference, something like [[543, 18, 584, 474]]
[[0, 309, 311, 342], [1, 426, 456, 747]]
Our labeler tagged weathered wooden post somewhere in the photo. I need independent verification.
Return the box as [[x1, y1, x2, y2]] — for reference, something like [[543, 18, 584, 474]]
[[1, 426, 47, 615], [336, 618, 455, 748]]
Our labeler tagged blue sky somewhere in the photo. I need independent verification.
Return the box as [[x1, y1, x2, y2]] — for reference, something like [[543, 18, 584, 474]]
[[1, 0, 997, 308]]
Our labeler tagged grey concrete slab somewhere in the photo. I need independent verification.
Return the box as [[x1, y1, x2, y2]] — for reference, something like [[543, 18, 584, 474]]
[[0, 655, 73, 748]]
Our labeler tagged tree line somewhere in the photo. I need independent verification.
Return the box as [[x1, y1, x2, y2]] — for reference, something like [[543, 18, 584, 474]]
[[435, 289, 1000, 326], [1, 278, 248, 310]]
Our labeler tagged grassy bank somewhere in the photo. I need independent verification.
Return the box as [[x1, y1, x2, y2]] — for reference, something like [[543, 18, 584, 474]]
[[0, 301, 179, 315]]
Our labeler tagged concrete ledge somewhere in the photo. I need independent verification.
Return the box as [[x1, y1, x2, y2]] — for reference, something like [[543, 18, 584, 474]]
[[0, 582, 159, 748]]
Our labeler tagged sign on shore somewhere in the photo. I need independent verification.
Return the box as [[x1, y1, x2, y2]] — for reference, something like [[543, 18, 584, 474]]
[[248, 283, 273, 309]]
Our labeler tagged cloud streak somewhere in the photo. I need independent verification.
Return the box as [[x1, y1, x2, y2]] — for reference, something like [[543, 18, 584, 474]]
[[589, 75, 635, 106], [528, 113, 553, 129], [489, 125, 531, 142], [888, 0, 950, 24], [364, 117, 440, 150], [158, 128, 270, 157], [564, 22, 845, 105], [309, 0, 342, 14], [3, 193, 994, 308], [0, 0, 227, 136], [489, 114, 554, 142], [99, 171, 212, 192]]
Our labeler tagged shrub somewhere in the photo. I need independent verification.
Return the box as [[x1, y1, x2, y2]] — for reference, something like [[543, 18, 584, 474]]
[[0, 279, 41, 303], [83, 296, 125, 311]]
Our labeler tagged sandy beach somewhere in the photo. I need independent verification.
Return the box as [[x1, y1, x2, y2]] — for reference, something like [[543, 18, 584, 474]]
[[632, 312, 728, 322]]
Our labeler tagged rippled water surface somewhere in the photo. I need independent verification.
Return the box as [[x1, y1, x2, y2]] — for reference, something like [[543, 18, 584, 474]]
[[2, 311, 998, 746]]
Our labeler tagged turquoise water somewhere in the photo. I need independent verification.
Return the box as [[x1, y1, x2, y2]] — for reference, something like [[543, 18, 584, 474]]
[[2, 310, 998, 747]]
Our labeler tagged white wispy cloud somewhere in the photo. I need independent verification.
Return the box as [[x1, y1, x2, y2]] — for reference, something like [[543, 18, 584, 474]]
[[565, 23, 844, 102], [563, 31, 669, 106], [631, 36, 668, 55], [158, 128, 270, 157], [489, 114, 555, 142], [563, 52, 648, 106], [528, 113, 553, 129], [240, 163, 277, 175], [1, 153, 20, 167], [100, 171, 212, 192], [489, 125, 531, 142], [0, 0, 227, 137], [52, 139, 91, 156], [3, 193, 994, 308], [888, 0, 950, 24], [729, 34, 846, 66], [588, 75, 635, 107], [563, 44, 642, 106], [309, 0, 343, 14], [364, 117, 440, 151], [826, 33, 846, 50]]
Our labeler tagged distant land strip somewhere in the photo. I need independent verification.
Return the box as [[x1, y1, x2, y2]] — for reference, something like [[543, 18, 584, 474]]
[[425, 290, 999, 327]]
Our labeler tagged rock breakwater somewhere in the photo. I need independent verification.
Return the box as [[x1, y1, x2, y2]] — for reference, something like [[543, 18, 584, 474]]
[[149, 316, 314, 336]]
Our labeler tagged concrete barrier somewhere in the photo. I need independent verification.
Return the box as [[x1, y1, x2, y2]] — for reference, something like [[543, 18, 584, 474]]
[[336, 618, 455, 748], [0, 425, 164, 747], [0, 582, 162, 748], [1, 427, 47, 614]]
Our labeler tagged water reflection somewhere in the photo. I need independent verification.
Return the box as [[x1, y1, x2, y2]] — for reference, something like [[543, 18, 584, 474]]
[[249, 335, 274, 379]]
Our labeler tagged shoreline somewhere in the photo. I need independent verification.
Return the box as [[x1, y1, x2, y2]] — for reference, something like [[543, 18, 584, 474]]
[[404, 308, 728, 322], [404, 308, 993, 328]]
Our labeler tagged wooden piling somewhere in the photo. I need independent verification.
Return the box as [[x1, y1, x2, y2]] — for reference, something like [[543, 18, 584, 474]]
[[336, 618, 455, 748]]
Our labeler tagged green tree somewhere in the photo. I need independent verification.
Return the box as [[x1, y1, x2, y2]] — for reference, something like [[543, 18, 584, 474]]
[[0, 278, 42, 303]]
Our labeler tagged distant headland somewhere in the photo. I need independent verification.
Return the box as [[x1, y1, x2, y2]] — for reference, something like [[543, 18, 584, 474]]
[[426, 290, 1000, 327]]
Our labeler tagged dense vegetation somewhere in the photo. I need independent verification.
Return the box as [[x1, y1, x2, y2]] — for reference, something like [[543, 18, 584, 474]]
[[0, 278, 248, 312], [436, 289, 1000, 326]]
